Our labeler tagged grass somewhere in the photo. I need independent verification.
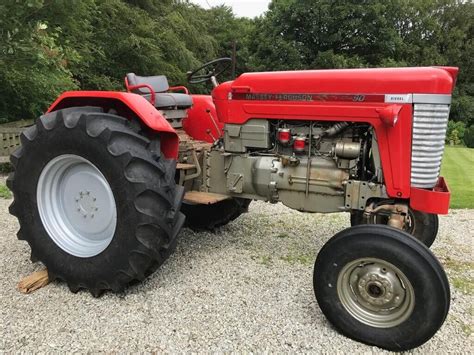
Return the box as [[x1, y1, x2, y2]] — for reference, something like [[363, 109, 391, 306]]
[[280, 254, 314, 266], [0, 184, 11, 199], [451, 276, 474, 295], [441, 146, 474, 209]]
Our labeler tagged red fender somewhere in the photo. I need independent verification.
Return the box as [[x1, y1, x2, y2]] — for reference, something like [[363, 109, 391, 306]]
[[47, 91, 179, 159]]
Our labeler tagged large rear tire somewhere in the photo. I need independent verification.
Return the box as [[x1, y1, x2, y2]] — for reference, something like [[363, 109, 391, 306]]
[[8, 107, 185, 296], [314, 225, 450, 351], [181, 198, 251, 231]]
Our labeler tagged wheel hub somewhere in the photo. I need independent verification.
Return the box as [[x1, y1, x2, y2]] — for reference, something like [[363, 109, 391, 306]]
[[356, 266, 403, 308], [37, 155, 117, 258], [338, 258, 415, 328], [76, 191, 99, 218]]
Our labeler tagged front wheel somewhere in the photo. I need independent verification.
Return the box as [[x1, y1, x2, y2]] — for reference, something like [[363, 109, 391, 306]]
[[314, 225, 450, 351]]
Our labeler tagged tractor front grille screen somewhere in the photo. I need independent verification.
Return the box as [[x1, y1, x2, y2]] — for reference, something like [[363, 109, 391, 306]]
[[411, 104, 450, 189]]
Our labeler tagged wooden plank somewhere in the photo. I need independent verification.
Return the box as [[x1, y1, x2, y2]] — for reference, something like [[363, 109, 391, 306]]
[[177, 163, 197, 170], [18, 269, 50, 294], [184, 191, 231, 205]]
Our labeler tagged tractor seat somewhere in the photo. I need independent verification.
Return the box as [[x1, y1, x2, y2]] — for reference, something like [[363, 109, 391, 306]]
[[125, 73, 193, 109]]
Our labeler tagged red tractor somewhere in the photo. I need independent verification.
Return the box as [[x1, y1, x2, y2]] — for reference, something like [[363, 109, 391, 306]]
[[8, 58, 457, 350]]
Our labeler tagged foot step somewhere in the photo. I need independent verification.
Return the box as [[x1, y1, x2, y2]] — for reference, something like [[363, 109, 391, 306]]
[[184, 191, 231, 205]]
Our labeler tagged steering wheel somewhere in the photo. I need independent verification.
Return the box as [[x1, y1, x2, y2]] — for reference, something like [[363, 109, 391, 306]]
[[187, 58, 232, 84]]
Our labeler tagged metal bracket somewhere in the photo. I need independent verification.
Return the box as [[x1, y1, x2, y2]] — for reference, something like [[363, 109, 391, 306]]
[[227, 173, 243, 193], [178, 150, 202, 185], [344, 180, 387, 210]]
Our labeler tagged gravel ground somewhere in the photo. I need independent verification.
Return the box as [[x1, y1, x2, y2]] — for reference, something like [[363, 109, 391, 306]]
[[0, 174, 473, 353]]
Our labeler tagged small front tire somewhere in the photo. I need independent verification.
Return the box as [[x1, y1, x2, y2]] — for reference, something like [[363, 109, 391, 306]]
[[314, 225, 450, 351]]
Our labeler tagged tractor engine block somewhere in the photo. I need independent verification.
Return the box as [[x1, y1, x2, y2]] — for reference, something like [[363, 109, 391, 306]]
[[204, 119, 384, 213]]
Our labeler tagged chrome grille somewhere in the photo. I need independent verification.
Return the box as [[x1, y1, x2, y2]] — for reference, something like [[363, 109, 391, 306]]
[[411, 104, 450, 188]]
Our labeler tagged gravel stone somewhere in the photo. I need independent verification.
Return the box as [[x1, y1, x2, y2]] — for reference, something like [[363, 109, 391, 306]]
[[1, 174, 472, 352]]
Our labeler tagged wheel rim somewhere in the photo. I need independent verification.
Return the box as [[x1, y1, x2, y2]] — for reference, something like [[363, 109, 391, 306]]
[[337, 258, 415, 328], [37, 154, 117, 258]]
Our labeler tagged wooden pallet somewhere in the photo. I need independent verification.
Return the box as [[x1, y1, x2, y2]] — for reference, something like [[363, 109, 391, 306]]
[[1, 127, 22, 159], [0, 120, 34, 163]]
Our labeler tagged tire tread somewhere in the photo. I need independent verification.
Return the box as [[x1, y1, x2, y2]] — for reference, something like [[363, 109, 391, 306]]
[[8, 107, 184, 296]]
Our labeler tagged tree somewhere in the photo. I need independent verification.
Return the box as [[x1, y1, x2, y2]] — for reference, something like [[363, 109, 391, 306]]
[[246, 0, 473, 125], [0, 0, 81, 122], [0, 0, 472, 126]]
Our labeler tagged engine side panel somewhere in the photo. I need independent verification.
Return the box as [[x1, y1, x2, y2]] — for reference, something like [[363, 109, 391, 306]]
[[212, 98, 413, 198], [204, 119, 387, 213]]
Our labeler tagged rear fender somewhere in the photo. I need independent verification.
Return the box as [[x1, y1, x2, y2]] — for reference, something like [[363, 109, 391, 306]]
[[47, 91, 179, 159]]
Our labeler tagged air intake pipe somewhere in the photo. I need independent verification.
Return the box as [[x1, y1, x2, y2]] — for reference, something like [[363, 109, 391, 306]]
[[323, 122, 350, 137]]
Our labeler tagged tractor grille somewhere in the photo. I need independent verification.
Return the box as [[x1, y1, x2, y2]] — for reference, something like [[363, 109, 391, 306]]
[[411, 104, 450, 188]]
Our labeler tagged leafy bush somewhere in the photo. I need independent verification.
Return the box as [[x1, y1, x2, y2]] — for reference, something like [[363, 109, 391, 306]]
[[0, 163, 12, 174], [451, 95, 474, 127], [464, 125, 474, 148], [446, 121, 466, 145]]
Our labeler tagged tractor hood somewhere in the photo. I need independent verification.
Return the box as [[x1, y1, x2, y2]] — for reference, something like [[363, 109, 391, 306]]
[[213, 67, 458, 100]]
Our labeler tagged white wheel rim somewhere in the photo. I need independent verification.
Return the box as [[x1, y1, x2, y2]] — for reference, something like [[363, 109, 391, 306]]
[[37, 154, 117, 258]]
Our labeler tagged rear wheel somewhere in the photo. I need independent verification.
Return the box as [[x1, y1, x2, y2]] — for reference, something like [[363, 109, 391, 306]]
[[181, 198, 251, 231], [8, 107, 185, 296], [351, 207, 438, 247], [314, 225, 450, 351]]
